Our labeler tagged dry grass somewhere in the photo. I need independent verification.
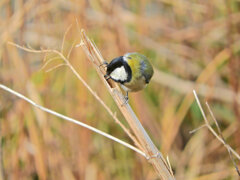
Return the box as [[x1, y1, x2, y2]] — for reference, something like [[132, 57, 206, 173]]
[[0, 0, 240, 179]]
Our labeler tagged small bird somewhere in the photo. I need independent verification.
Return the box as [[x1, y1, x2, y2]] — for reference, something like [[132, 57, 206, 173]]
[[104, 52, 154, 101]]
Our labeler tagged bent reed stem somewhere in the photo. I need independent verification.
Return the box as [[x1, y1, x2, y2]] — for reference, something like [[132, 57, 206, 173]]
[[79, 29, 175, 180]]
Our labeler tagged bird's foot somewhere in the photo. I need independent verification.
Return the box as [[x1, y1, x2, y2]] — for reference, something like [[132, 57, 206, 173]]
[[104, 74, 110, 81], [121, 93, 129, 106]]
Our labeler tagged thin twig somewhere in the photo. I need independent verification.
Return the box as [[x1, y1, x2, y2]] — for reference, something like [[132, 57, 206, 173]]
[[61, 24, 72, 54], [8, 42, 54, 54], [192, 90, 240, 176], [166, 156, 174, 177], [45, 63, 68, 73], [40, 56, 61, 71], [205, 102, 224, 140], [0, 84, 146, 157], [192, 90, 209, 125], [206, 102, 240, 176], [189, 124, 207, 134], [193, 90, 240, 160], [67, 40, 76, 59]]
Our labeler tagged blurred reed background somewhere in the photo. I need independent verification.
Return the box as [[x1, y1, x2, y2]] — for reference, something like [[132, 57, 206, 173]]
[[0, 0, 240, 179]]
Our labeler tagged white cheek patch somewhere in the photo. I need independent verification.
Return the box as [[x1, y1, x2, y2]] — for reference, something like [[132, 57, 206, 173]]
[[123, 55, 129, 62], [110, 66, 128, 82]]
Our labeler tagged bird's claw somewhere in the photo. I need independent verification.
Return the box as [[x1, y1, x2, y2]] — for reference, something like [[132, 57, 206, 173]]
[[104, 74, 110, 80], [99, 61, 108, 68], [121, 93, 129, 106]]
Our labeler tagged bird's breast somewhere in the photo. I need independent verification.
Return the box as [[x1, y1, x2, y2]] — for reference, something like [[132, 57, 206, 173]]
[[123, 76, 147, 92]]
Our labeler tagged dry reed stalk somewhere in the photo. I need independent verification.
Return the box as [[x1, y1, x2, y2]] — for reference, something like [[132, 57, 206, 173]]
[[79, 29, 175, 180], [0, 84, 146, 158], [192, 90, 240, 176]]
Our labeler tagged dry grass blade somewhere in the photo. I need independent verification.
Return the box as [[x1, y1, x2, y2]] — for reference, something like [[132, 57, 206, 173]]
[[61, 24, 72, 54], [166, 156, 174, 177], [39, 56, 60, 71], [45, 63, 68, 73], [189, 124, 207, 134], [79, 29, 175, 180], [0, 84, 146, 157], [193, 90, 240, 176], [206, 102, 240, 176]]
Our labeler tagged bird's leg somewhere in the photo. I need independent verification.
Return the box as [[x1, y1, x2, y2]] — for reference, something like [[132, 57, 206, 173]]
[[121, 91, 129, 106], [125, 91, 129, 101]]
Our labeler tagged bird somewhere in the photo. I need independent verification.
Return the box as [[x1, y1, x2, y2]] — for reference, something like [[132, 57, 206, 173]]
[[104, 52, 154, 102]]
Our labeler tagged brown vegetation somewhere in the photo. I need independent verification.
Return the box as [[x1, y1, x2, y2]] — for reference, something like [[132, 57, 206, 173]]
[[0, 0, 240, 179]]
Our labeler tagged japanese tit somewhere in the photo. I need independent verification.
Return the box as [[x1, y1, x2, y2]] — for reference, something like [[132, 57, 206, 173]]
[[105, 52, 154, 100]]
